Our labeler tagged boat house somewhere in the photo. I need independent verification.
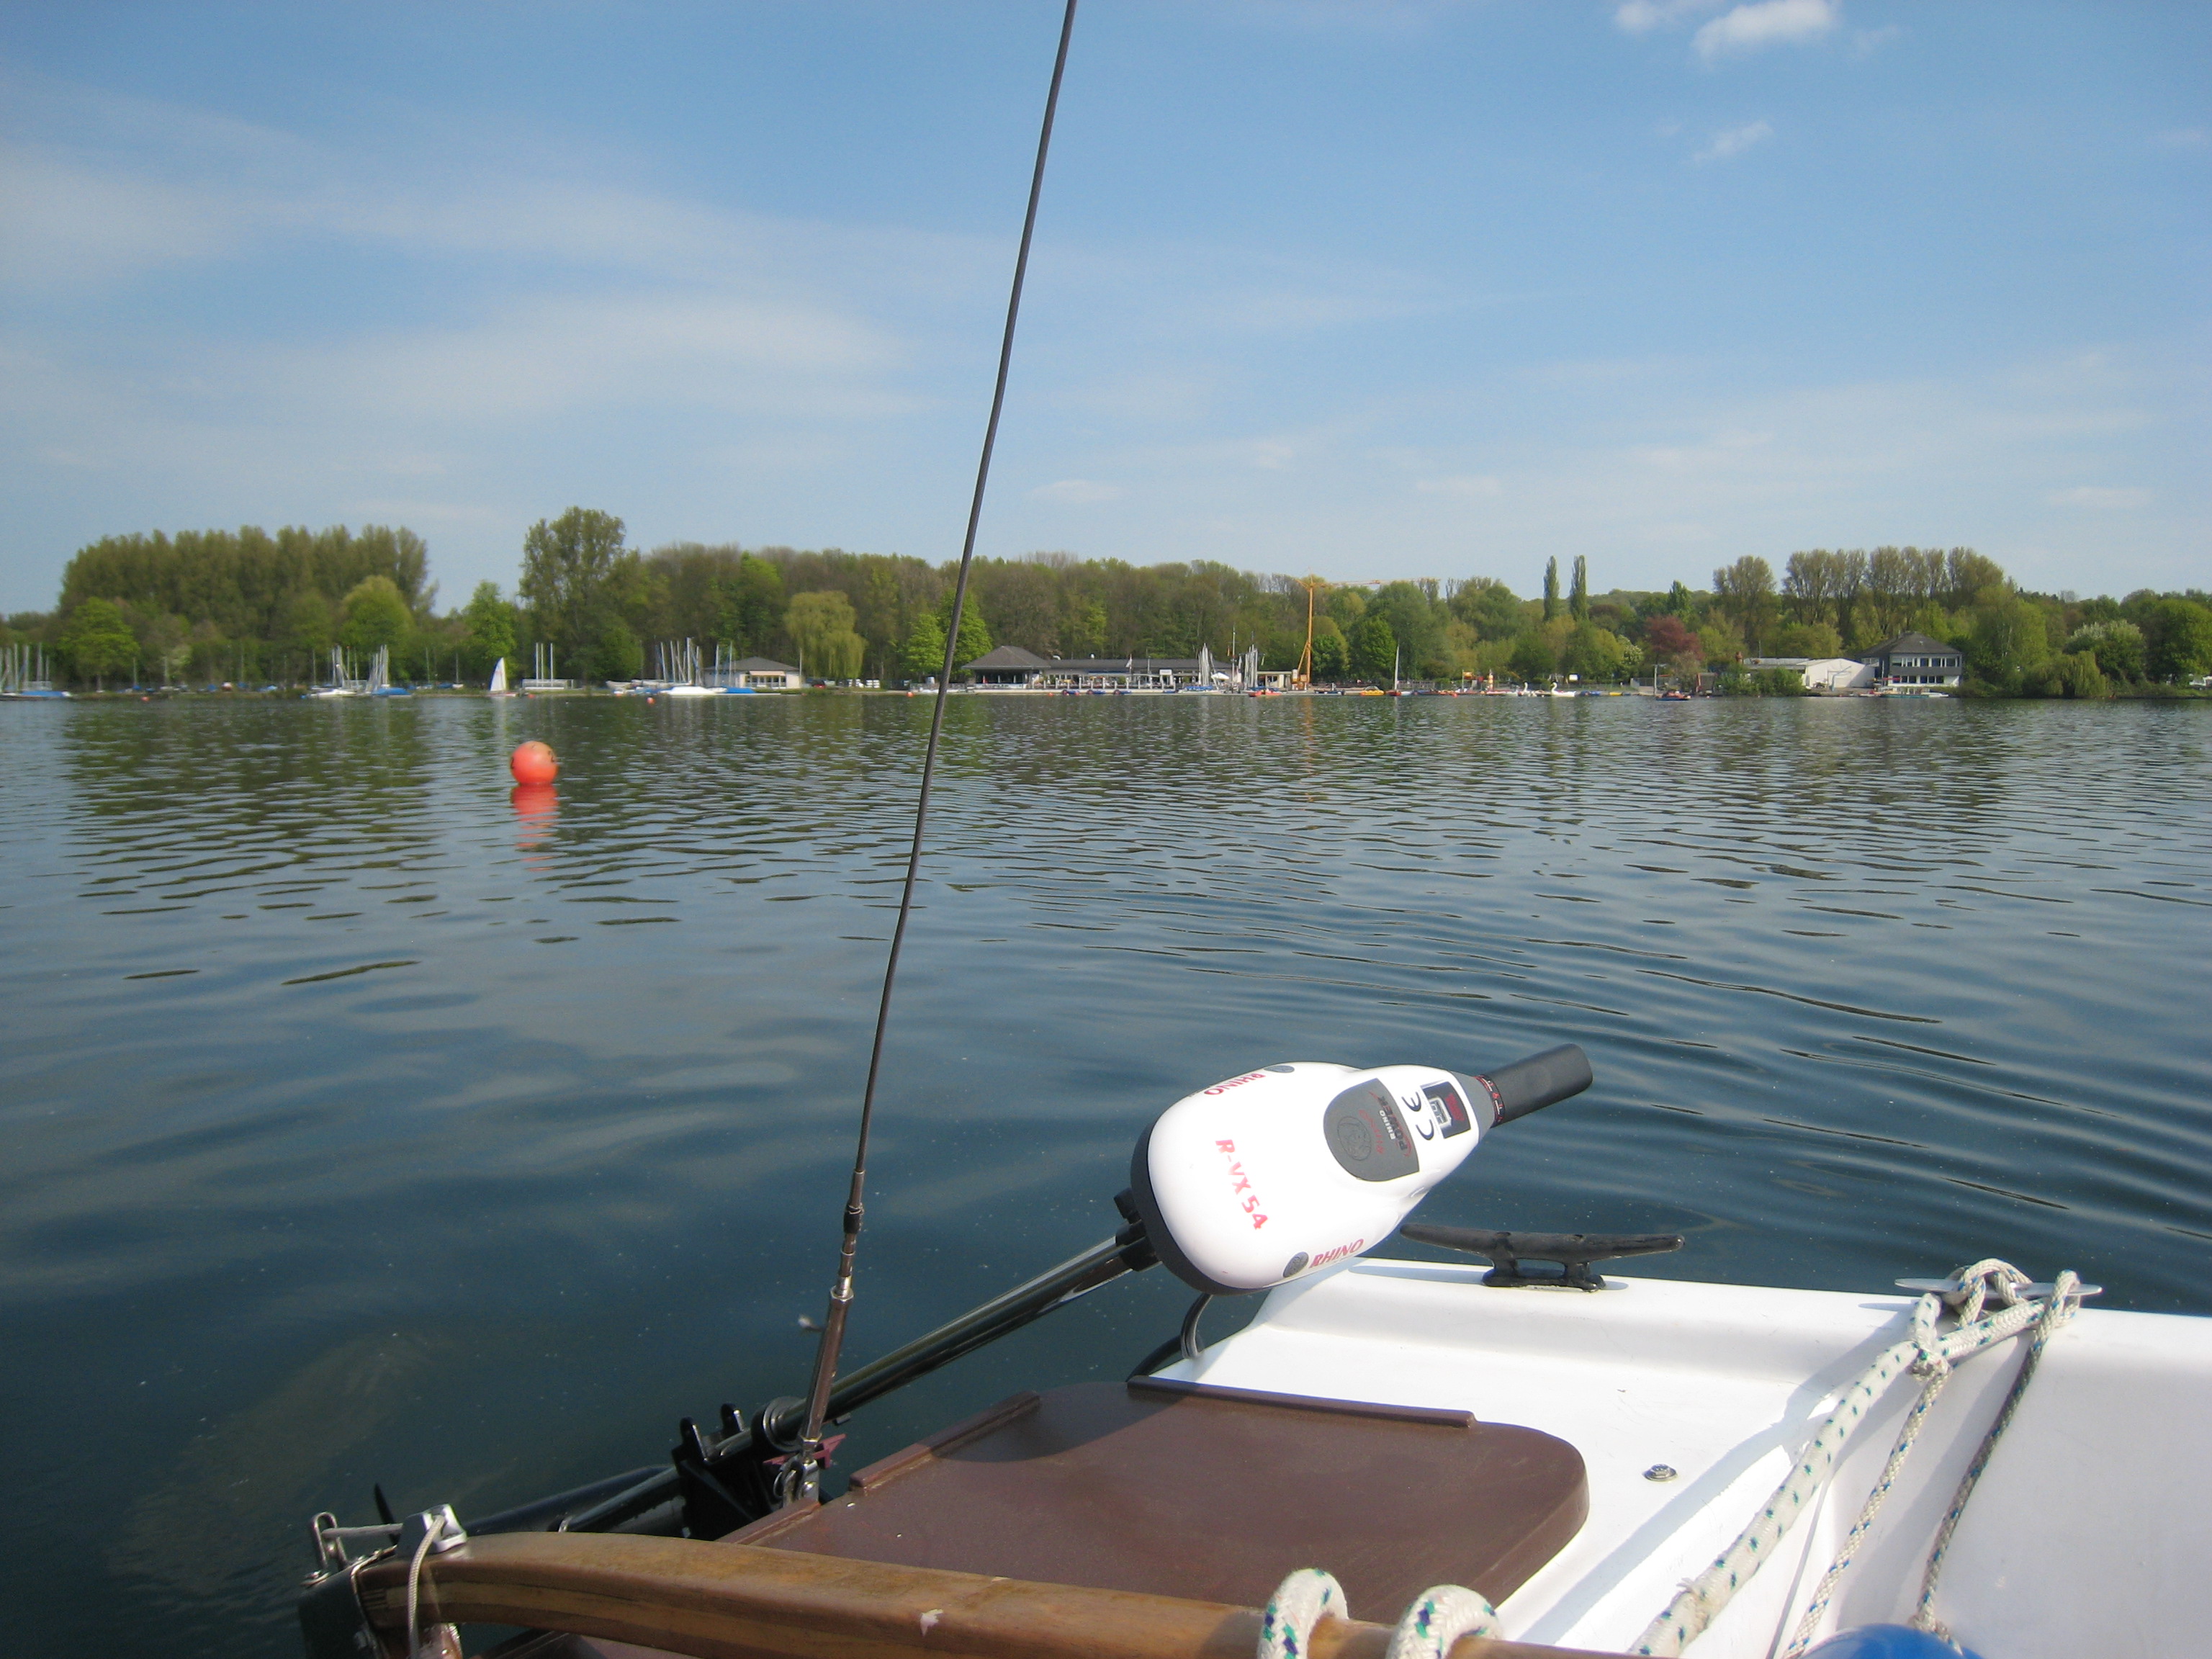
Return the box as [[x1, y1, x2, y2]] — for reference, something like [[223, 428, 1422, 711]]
[[710, 656, 804, 691], [963, 646, 1053, 685], [1858, 632, 1964, 689], [963, 645, 1220, 690], [1743, 656, 1876, 693]]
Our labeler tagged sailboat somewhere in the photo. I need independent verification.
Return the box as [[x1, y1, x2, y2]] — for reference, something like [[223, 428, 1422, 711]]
[[290, 12, 2211, 1659], [310, 645, 362, 698], [0, 642, 69, 699], [487, 657, 511, 698], [367, 644, 412, 696], [661, 639, 724, 696]]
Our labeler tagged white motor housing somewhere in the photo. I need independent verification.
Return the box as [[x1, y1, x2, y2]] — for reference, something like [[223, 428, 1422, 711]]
[[1128, 1046, 1591, 1295]]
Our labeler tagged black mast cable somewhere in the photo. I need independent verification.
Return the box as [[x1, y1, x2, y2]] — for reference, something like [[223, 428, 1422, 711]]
[[783, 0, 1079, 1506]]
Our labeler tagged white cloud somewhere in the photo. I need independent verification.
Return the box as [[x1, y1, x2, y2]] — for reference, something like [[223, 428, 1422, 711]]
[[1031, 479, 1122, 505], [1694, 120, 1775, 163], [1614, 1, 1725, 37], [1416, 474, 1501, 497], [2157, 127, 2209, 151], [1694, 0, 1839, 63], [279, 292, 905, 424], [2048, 486, 2151, 510]]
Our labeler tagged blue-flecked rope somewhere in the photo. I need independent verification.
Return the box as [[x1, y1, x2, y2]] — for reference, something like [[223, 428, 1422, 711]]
[[1907, 1268, 2082, 1647], [1385, 1584, 1504, 1659], [1259, 1569, 1344, 1659], [1258, 1570, 1503, 1659], [1630, 1259, 2078, 1658]]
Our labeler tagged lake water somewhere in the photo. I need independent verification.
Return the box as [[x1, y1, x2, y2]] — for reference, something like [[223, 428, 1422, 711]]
[[3, 694, 2208, 1655]]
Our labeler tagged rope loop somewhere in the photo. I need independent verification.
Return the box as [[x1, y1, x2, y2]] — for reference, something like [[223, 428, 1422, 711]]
[[1386, 1585, 1503, 1659], [1259, 1569, 1345, 1659]]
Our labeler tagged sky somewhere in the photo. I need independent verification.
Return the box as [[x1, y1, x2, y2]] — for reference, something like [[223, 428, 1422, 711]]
[[1, 0, 2205, 613]]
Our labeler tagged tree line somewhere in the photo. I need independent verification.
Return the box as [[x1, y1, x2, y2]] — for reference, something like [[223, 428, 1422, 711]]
[[11, 508, 2209, 697]]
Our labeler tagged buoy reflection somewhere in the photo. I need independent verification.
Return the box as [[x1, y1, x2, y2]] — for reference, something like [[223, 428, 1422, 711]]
[[511, 781, 558, 860]]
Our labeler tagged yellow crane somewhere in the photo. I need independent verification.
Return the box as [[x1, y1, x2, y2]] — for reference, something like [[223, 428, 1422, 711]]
[[1296, 576, 1326, 688]]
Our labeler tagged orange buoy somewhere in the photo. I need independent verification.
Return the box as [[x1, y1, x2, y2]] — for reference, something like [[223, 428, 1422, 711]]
[[510, 740, 559, 784]]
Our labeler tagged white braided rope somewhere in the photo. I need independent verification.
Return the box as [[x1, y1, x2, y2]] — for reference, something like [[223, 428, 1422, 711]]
[[1259, 1570, 1503, 1659], [1386, 1584, 1504, 1659], [1259, 1569, 1346, 1659], [1631, 1260, 2065, 1658], [1909, 1268, 2081, 1647]]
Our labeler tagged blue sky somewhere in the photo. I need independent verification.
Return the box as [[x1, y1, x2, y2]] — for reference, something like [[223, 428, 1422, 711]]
[[2, 1, 2204, 613]]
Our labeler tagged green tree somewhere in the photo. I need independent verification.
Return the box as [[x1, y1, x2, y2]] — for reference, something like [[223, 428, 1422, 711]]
[[939, 590, 993, 675], [1773, 621, 1843, 658], [1542, 558, 1560, 622], [338, 576, 411, 656], [521, 508, 628, 658], [1310, 624, 1349, 680], [2066, 621, 2144, 683], [1450, 578, 1524, 642], [461, 581, 518, 682], [716, 554, 786, 652], [1348, 613, 1397, 683], [274, 588, 336, 662], [787, 590, 866, 680], [1712, 556, 1777, 653], [1060, 596, 1107, 657], [1965, 594, 2050, 691], [60, 597, 136, 688], [593, 620, 645, 683], [1698, 619, 1746, 667], [2141, 598, 2212, 682], [902, 611, 948, 681], [2034, 651, 2108, 700], [1368, 583, 1447, 675], [1560, 623, 1631, 683], [1508, 631, 1557, 682], [1569, 557, 1589, 623]]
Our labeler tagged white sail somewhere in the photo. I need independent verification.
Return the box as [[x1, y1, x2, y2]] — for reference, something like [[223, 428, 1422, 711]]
[[488, 657, 508, 694]]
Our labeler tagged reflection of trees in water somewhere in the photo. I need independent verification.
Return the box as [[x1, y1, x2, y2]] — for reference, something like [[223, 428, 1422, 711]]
[[59, 703, 444, 900]]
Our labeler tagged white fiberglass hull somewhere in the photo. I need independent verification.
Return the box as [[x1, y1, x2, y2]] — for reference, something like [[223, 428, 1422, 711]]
[[1164, 1257, 2212, 1658]]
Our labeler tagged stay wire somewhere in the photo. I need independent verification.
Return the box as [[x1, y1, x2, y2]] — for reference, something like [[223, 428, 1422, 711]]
[[788, 0, 1079, 1491]]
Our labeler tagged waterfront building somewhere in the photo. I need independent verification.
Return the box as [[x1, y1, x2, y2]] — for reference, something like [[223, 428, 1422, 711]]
[[962, 646, 1220, 690], [1744, 656, 1877, 693], [712, 657, 804, 691], [964, 646, 1052, 685], [1857, 632, 1964, 689]]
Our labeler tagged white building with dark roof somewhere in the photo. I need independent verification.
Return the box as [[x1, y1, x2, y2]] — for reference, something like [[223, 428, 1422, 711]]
[[1858, 632, 1964, 689], [711, 656, 804, 691], [962, 646, 1218, 689]]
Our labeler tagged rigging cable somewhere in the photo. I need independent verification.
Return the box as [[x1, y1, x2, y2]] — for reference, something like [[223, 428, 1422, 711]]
[[781, 0, 1081, 1508]]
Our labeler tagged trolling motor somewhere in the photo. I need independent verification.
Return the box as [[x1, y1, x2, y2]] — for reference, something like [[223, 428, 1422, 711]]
[[1128, 1046, 1593, 1294]]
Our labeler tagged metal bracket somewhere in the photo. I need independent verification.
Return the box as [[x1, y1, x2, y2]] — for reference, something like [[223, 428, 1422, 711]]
[[1399, 1223, 1684, 1290], [297, 1559, 380, 1659]]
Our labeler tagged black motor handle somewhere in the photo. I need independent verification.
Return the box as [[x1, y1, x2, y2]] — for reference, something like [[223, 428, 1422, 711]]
[[1463, 1043, 1593, 1128]]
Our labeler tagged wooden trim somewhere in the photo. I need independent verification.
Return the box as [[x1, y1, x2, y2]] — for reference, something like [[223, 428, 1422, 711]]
[[352, 1534, 1611, 1659], [1125, 1377, 1475, 1428]]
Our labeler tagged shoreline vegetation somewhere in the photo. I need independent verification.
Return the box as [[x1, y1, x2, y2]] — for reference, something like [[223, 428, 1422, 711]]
[[7, 508, 2208, 698]]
